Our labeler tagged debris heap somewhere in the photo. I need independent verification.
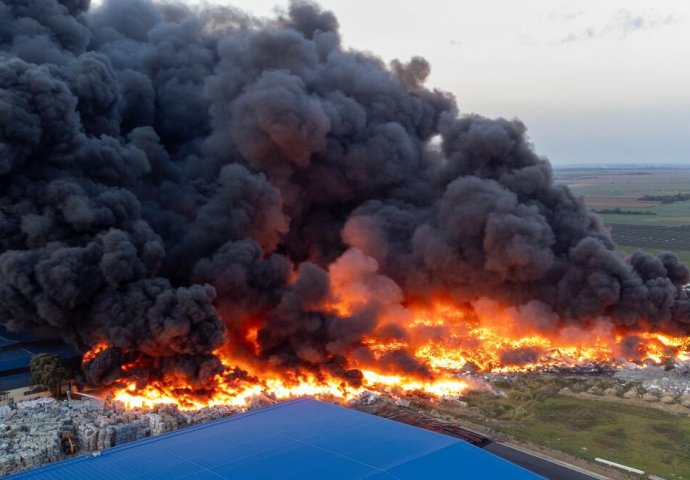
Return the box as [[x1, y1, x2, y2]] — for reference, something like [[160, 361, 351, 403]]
[[615, 361, 690, 401], [0, 398, 241, 476]]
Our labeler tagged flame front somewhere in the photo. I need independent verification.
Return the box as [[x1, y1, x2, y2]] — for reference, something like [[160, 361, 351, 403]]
[[111, 369, 470, 411], [82, 298, 690, 411], [81, 341, 108, 365]]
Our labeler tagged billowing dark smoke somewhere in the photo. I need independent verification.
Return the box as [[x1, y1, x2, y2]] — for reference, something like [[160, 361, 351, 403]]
[[0, 0, 687, 389]]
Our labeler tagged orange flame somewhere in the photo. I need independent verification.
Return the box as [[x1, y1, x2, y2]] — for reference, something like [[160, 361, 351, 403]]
[[110, 357, 471, 411], [83, 298, 690, 411], [82, 341, 109, 365]]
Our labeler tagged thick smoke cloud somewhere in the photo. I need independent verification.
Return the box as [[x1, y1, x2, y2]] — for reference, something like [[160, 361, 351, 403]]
[[0, 0, 688, 389]]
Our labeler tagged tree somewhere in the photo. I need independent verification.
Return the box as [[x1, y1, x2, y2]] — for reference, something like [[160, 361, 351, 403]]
[[29, 354, 72, 398]]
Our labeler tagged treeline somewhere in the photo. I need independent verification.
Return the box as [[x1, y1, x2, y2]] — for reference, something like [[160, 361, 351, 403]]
[[593, 208, 656, 216], [639, 193, 690, 204]]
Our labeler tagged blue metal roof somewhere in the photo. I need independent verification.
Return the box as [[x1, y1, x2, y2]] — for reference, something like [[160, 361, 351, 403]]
[[0, 349, 32, 370], [0, 345, 76, 374], [0, 349, 32, 362], [0, 326, 34, 344], [8, 398, 540, 479], [0, 371, 32, 390], [0, 324, 78, 376], [23, 344, 76, 358]]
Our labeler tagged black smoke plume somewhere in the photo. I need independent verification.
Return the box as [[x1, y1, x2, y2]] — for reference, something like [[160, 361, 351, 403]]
[[0, 0, 687, 388]]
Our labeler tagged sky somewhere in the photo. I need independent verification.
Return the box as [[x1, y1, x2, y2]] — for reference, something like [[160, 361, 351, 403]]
[[98, 0, 690, 166]]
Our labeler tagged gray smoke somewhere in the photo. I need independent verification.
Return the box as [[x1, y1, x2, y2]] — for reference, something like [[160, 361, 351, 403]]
[[0, 0, 687, 390]]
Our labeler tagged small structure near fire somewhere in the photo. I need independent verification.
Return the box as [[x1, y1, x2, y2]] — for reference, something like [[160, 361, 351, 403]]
[[0, 327, 78, 405]]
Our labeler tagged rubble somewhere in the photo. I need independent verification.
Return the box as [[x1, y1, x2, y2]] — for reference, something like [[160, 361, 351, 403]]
[[542, 363, 617, 376], [642, 392, 659, 402], [586, 386, 603, 396], [0, 398, 241, 476], [623, 389, 641, 399], [614, 362, 690, 398]]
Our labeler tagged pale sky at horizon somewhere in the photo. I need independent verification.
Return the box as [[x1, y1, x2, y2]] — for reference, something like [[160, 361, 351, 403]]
[[96, 0, 690, 166], [222, 0, 690, 167]]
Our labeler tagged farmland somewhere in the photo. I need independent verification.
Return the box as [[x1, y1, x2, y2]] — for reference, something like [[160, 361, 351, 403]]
[[558, 167, 690, 262]]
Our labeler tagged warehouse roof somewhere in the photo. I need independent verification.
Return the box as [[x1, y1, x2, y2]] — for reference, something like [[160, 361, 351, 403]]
[[0, 372, 32, 391], [0, 345, 76, 374], [0, 326, 34, 345], [0, 326, 77, 376], [8, 398, 540, 479]]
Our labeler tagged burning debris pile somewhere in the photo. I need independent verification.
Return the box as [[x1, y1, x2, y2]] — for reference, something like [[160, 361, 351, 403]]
[[0, 398, 242, 476], [1, 0, 689, 409]]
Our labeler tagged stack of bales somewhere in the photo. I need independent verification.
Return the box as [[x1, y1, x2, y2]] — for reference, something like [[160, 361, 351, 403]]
[[0, 398, 243, 476]]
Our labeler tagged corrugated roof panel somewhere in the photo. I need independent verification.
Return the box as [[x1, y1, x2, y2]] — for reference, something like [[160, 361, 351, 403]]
[[8, 398, 541, 479], [0, 372, 32, 390], [0, 350, 33, 372], [0, 343, 78, 376], [0, 326, 34, 343], [0, 349, 32, 362], [23, 345, 77, 358], [0, 338, 17, 349]]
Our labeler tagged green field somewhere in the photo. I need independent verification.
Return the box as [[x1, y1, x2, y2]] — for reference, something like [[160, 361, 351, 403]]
[[557, 168, 690, 262], [503, 397, 690, 477], [560, 168, 690, 227], [451, 378, 690, 478], [619, 245, 690, 266], [595, 201, 690, 227]]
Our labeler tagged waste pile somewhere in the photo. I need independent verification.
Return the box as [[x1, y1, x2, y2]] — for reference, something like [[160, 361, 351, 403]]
[[0, 397, 245, 476], [614, 360, 690, 403]]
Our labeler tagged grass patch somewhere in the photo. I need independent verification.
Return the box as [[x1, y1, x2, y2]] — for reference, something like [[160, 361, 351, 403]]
[[618, 245, 690, 265], [561, 169, 690, 227], [535, 401, 612, 431], [594, 426, 627, 450], [599, 214, 690, 226], [598, 201, 690, 226], [456, 378, 690, 477]]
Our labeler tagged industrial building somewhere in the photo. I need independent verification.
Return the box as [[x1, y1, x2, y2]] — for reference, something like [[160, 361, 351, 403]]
[[7, 398, 540, 479], [0, 327, 76, 403]]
